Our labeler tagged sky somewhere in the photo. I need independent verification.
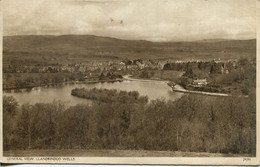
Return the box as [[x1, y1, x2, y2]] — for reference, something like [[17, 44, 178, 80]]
[[1, 0, 256, 41]]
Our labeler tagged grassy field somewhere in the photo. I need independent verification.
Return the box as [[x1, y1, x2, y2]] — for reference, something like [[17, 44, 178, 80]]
[[3, 149, 252, 157], [130, 70, 184, 82], [150, 70, 184, 81]]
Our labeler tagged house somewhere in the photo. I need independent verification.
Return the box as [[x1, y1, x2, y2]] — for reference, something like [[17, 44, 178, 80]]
[[192, 78, 207, 87]]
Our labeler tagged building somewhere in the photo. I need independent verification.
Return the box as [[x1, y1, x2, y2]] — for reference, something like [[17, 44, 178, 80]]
[[192, 78, 207, 87]]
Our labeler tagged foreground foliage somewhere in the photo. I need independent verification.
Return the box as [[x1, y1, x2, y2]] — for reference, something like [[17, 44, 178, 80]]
[[3, 89, 256, 155]]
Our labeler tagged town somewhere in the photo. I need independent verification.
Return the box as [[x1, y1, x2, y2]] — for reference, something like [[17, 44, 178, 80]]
[[3, 58, 239, 74]]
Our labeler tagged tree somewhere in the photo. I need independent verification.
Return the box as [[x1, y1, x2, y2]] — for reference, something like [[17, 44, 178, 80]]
[[3, 96, 18, 116], [183, 68, 195, 78], [3, 96, 18, 150], [16, 104, 39, 149]]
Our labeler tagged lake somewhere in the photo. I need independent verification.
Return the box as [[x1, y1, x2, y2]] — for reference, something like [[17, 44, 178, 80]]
[[3, 77, 183, 106]]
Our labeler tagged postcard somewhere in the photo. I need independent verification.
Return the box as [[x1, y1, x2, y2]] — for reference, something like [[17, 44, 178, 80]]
[[0, 0, 259, 165]]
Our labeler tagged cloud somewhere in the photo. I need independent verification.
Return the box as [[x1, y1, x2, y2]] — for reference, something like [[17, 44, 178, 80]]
[[2, 0, 256, 41]]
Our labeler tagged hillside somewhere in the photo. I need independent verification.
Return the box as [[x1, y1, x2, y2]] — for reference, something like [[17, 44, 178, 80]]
[[3, 35, 256, 65]]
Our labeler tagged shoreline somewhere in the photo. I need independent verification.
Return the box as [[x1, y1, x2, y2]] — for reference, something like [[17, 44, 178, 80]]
[[124, 75, 248, 98], [4, 74, 248, 98], [124, 75, 229, 96], [171, 84, 230, 97], [170, 84, 249, 98], [3, 78, 124, 91], [123, 75, 169, 83]]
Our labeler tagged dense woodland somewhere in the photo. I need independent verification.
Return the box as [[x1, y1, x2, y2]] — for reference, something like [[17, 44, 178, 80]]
[[4, 88, 256, 156]]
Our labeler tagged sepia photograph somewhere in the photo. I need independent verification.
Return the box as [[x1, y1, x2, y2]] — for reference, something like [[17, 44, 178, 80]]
[[1, 0, 258, 165]]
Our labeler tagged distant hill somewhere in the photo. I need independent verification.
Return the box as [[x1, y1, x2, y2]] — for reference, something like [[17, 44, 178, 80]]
[[3, 35, 256, 65], [195, 39, 231, 43]]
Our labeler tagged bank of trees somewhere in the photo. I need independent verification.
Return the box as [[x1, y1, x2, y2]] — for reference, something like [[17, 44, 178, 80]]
[[3, 90, 256, 155], [163, 60, 235, 74], [3, 73, 85, 90], [71, 88, 148, 104]]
